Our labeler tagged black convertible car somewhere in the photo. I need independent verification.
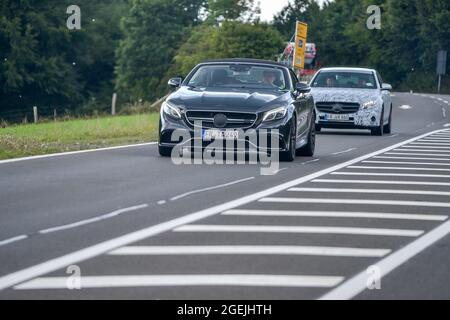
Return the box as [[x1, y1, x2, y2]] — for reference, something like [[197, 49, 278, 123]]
[[158, 59, 316, 162]]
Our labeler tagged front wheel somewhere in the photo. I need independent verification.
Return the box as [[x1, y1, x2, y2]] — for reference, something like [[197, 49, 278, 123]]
[[280, 119, 297, 162], [158, 145, 173, 157], [297, 115, 316, 157], [315, 124, 322, 133], [384, 106, 393, 134], [371, 108, 384, 136]]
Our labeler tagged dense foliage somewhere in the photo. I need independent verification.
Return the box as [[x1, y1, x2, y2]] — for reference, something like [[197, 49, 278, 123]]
[[1, 0, 449, 122]]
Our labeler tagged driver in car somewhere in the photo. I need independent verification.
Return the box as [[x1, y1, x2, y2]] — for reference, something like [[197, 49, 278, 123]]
[[262, 70, 279, 87]]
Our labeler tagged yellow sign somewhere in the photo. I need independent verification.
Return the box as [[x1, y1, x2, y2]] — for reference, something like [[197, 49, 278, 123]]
[[294, 22, 308, 69]]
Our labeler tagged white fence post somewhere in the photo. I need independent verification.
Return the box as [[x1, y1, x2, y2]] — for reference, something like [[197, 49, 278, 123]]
[[33, 106, 38, 123], [112, 93, 117, 116]]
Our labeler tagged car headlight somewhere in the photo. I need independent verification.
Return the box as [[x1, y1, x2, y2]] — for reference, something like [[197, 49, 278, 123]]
[[262, 106, 288, 122], [162, 101, 182, 119], [362, 101, 377, 109]]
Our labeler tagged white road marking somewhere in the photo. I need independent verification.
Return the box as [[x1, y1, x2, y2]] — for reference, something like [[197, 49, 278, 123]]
[[15, 275, 345, 290], [303, 159, 320, 164], [0, 129, 446, 291], [430, 134, 450, 138], [332, 172, 450, 179], [39, 204, 149, 235], [411, 142, 450, 146], [288, 187, 450, 197], [222, 209, 447, 222], [320, 219, 450, 300], [374, 156, 450, 161], [174, 225, 424, 237], [0, 235, 28, 248], [399, 105, 412, 110], [332, 148, 357, 156], [347, 165, 450, 172], [419, 137, 450, 141], [108, 245, 392, 258], [444, 124, 450, 127], [170, 177, 255, 201], [0, 142, 158, 165], [385, 152, 450, 157], [312, 179, 450, 187], [402, 145, 450, 149], [442, 107, 446, 118], [157, 200, 166, 205], [416, 136, 450, 141], [363, 160, 450, 166], [260, 197, 450, 208], [395, 148, 450, 153]]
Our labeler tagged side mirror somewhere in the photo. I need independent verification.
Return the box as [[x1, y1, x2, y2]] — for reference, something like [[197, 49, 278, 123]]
[[382, 83, 392, 91], [168, 77, 183, 89], [296, 82, 311, 94]]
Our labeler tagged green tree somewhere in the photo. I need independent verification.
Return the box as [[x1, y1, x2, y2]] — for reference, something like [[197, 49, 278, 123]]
[[166, 21, 285, 79], [207, 0, 260, 22], [0, 0, 128, 120], [273, 0, 322, 41], [115, 0, 205, 102]]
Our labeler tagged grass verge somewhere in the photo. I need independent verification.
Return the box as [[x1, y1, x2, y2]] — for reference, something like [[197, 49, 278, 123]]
[[0, 113, 160, 160]]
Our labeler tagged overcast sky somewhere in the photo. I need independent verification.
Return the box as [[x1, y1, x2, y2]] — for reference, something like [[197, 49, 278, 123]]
[[259, 0, 327, 22]]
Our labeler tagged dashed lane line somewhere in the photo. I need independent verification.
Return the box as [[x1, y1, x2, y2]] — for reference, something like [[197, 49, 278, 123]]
[[332, 148, 357, 156], [170, 177, 255, 201], [38, 204, 149, 235], [0, 235, 29, 248]]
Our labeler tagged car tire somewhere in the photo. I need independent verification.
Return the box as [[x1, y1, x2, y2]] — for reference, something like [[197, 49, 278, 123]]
[[315, 124, 322, 133], [384, 105, 392, 134], [158, 145, 173, 157], [280, 119, 297, 162], [371, 108, 384, 136], [297, 115, 316, 157]]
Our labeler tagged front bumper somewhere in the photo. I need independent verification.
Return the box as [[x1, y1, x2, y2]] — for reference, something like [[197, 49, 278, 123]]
[[316, 107, 382, 129], [159, 113, 293, 152]]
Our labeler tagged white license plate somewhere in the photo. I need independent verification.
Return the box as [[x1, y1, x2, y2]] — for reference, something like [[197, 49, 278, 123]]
[[202, 130, 239, 141], [325, 114, 350, 121]]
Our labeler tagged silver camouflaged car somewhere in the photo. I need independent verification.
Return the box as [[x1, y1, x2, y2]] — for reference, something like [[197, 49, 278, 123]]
[[310, 67, 393, 136]]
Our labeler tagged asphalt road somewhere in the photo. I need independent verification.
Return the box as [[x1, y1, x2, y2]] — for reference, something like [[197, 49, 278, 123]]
[[0, 92, 450, 300]]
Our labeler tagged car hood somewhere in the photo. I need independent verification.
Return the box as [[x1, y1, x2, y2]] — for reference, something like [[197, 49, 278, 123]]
[[168, 86, 289, 113], [311, 87, 380, 104]]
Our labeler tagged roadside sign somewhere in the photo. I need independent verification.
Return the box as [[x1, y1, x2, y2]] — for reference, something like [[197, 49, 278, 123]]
[[437, 50, 447, 75], [294, 22, 308, 69]]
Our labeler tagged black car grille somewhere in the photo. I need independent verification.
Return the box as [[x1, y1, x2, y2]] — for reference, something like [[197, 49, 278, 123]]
[[185, 111, 257, 129], [316, 102, 360, 114]]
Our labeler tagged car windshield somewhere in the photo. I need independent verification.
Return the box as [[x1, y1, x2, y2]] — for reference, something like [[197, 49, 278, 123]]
[[187, 64, 287, 90], [312, 71, 377, 89]]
